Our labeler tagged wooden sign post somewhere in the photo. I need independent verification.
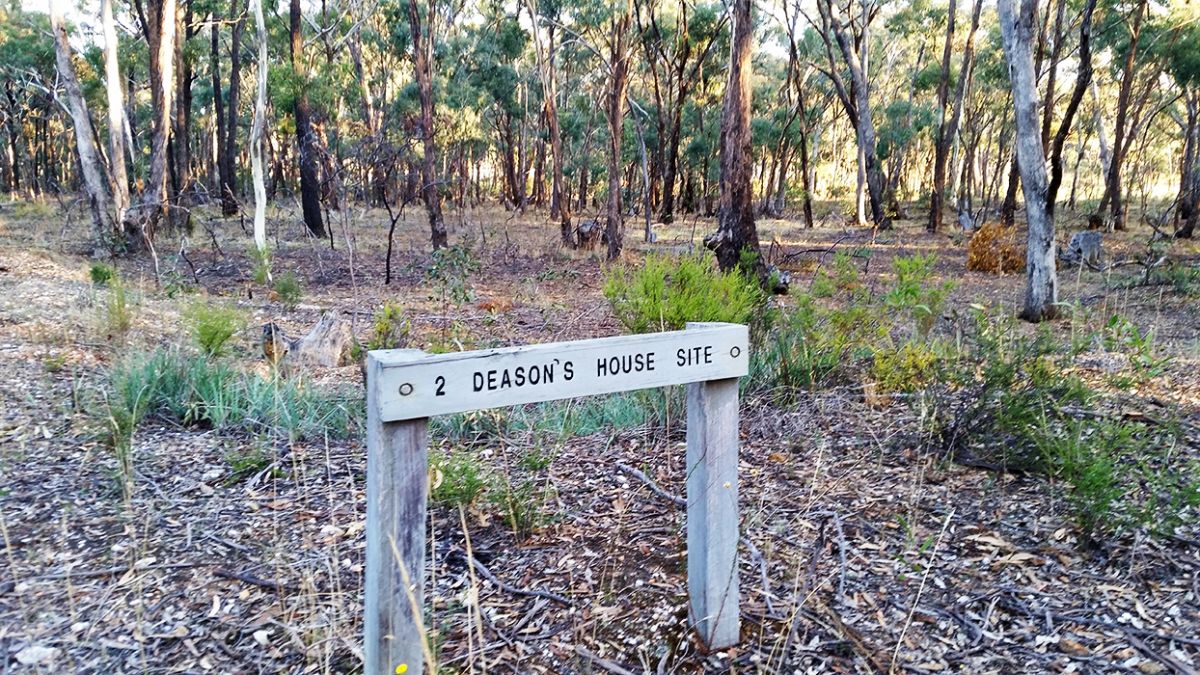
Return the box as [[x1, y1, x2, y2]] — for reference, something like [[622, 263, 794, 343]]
[[365, 322, 748, 674]]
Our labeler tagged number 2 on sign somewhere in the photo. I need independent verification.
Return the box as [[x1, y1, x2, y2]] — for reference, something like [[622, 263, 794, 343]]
[[435, 376, 445, 396]]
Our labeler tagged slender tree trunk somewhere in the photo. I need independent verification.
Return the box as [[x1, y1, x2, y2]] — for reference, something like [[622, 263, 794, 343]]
[[131, 0, 177, 241], [215, 0, 244, 215], [249, 0, 268, 253], [1000, 0, 1057, 322], [928, 0, 984, 232], [711, 0, 761, 274], [522, 7, 571, 244], [407, 0, 447, 249], [1098, 0, 1147, 231], [605, 5, 633, 260], [820, 0, 888, 229], [101, 0, 129, 226], [1046, 0, 1095, 215], [173, 0, 193, 202], [50, 0, 117, 241], [290, 0, 326, 237]]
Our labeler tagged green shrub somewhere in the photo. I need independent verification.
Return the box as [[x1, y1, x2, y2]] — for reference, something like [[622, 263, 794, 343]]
[[367, 301, 410, 350], [872, 341, 944, 393], [104, 277, 134, 339], [90, 262, 116, 286], [883, 254, 954, 338], [430, 449, 490, 506], [603, 252, 768, 336], [751, 296, 885, 393], [186, 301, 246, 357], [273, 271, 302, 310], [251, 247, 272, 285]]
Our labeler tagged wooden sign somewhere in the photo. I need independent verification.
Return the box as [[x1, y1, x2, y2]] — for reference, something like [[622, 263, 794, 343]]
[[372, 323, 748, 421], [365, 322, 746, 675]]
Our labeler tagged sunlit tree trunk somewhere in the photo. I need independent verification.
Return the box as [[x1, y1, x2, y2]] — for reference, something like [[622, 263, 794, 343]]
[[249, 0, 268, 253], [928, 0, 983, 232], [1098, 0, 1147, 231], [999, 0, 1057, 322], [50, 0, 117, 241], [101, 0, 129, 227]]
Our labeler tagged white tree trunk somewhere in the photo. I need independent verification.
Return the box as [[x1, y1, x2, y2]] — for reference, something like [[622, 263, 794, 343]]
[[101, 0, 129, 226], [999, 0, 1058, 322], [250, 0, 268, 255], [49, 0, 117, 241]]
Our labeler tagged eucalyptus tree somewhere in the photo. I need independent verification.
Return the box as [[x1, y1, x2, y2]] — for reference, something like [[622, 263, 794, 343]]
[[289, 0, 326, 237], [927, 0, 983, 232], [129, 0, 178, 243], [101, 0, 130, 225], [710, 0, 762, 274], [999, 0, 1057, 322], [814, 0, 889, 229], [407, 0, 448, 249], [49, 0, 118, 240]]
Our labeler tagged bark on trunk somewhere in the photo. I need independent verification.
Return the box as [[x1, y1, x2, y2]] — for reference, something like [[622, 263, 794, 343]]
[[132, 0, 178, 241], [1046, 0, 1095, 215], [250, 0, 268, 252], [604, 5, 633, 261], [407, 0, 447, 249], [711, 0, 761, 275], [290, 0, 326, 237], [928, 0, 982, 232], [50, 0, 118, 241], [101, 0, 129, 226], [1098, 0, 1147, 231], [999, 0, 1057, 322]]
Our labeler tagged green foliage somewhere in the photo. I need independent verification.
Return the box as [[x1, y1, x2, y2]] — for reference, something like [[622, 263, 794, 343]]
[[872, 341, 944, 393], [921, 310, 1194, 541], [1101, 313, 1169, 381], [224, 445, 273, 483], [101, 347, 363, 443], [89, 262, 116, 286], [353, 301, 412, 363], [430, 449, 490, 506], [104, 277, 134, 340], [753, 296, 885, 392], [603, 252, 768, 336], [251, 248, 273, 285], [882, 254, 954, 338], [185, 301, 246, 357], [273, 272, 303, 311]]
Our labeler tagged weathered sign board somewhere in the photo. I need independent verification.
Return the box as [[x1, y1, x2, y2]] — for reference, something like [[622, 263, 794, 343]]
[[365, 322, 747, 675]]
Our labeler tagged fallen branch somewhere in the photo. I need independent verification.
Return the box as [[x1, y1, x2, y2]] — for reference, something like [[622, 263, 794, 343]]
[[467, 553, 572, 607], [214, 568, 299, 593], [575, 645, 638, 675], [616, 463, 685, 507]]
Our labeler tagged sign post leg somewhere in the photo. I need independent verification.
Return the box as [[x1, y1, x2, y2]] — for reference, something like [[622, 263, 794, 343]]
[[366, 354, 430, 675], [685, 376, 740, 650]]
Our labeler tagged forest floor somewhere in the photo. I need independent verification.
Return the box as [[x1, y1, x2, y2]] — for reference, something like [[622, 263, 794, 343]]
[[0, 198, 1198, 674]]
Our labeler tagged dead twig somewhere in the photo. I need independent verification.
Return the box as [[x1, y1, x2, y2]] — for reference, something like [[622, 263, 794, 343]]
[[214, 568, 299, 593], [575, 645, 638, 675], [465, 552, 572, 607]]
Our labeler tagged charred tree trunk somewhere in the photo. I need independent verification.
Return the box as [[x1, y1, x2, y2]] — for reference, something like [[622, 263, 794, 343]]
[[290, 0, 326, 237]]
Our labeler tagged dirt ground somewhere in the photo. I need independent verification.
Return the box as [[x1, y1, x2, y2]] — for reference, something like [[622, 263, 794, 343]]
[[0, 198, 1198, 674]]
